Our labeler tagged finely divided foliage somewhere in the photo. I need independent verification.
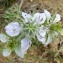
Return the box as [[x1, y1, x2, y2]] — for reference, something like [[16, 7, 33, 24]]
[[0, 4, 62, 58]]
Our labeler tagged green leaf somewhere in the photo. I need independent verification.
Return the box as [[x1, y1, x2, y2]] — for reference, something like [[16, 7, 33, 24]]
[[50, 23, 62, 32]]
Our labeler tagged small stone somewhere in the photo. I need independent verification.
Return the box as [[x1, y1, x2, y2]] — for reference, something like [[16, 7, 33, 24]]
[[30, 0, 33, 2]]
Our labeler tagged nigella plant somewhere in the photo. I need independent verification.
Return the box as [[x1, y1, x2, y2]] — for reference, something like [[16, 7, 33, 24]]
[[0, 4, 62, 58]]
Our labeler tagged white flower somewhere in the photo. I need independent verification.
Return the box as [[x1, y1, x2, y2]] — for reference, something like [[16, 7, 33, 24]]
[[15, 38, 32, 58], [53, 14, 61, 23], [36, 34, 52, 46], [32, 13, 46, 24], [22, 12, 32, 23], [3, 48, 11, 57], [0, 34, 9, 43], [36, 25, 52, 46], [36, 25, 48, 44], [15, 48, 26, 58], [5, 22, 22, 37], [44, 9, 51, 21]]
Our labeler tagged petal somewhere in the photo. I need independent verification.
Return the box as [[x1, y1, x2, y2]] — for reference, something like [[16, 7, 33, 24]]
[[22, 12, 32, 23], [5, 22, 21, 37], [44, 9, 51, 21], [54, 32, 58, 36], [3, 48, 11, 57], [21, 38, 32, 52], [15, 45, 21, 55], [15, 45, 26, 58], [22, 12, 31, 19], [32, 13, 39, 19], [32, 13, 46, 24], [39, 13, 46, 24], [39, 25, 46, 37], [0, 34, 9, 43], [53, 14, 61, 23], [15, 49, 26, 58], [32, 13, 40, 23], [44, 34, 52, 46], [36, 34, 46, 44]]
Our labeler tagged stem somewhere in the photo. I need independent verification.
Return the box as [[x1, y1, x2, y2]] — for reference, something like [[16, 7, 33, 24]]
[[19, 0, 23, 9]]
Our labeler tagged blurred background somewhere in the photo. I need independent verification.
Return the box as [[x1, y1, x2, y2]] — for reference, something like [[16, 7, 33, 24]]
[[0, 0, 63, 63]]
